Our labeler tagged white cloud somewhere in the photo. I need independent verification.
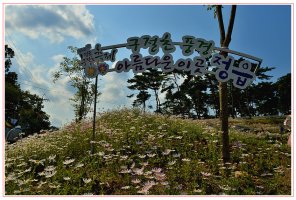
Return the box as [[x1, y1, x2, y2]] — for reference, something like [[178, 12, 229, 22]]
[[13, 51, 76, 127], [8, 47, 133, 126], [51, 54, 65, 64], [5, 5, 95, 43], [98, 71, 133, 111]]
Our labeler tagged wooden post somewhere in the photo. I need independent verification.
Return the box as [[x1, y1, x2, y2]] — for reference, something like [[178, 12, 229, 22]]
[[90, 75, 98, 154]]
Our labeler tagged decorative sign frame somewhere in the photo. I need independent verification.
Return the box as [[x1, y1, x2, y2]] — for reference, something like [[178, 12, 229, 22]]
[[77, 32, 262, 90], [78, 33, 263, 154]]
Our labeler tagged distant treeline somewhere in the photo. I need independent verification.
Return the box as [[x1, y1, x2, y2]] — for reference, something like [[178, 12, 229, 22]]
[[126, 68, 290, 119]]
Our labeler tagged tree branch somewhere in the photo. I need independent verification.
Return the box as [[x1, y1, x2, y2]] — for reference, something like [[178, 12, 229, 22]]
[[216, 5, 226, 46], [224, 5, 237, 47]]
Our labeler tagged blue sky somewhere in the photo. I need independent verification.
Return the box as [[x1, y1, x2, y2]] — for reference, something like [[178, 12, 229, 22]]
[[4, 4, 292, 127]]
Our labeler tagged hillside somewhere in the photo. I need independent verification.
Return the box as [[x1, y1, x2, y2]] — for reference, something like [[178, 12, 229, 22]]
[[5, 109, 291, 195]]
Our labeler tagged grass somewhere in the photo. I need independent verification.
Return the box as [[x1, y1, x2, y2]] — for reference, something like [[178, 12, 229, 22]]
[[5, 109, 291, 195]]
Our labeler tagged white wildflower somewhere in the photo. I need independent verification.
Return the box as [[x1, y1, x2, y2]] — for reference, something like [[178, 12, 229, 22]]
[[119, 169, 132, 174], [6, 173, 17, 181], [144, 171, 153, 176], [144, 180, 156, 187], [147, 153, 156, 158], [168, 160, 176, 166], [17, 162, 27, 167], [45, 170, 57, 178], [24, 167, 32, 173], [49, 183, 60, 189], [83, 178, 92, 184], [137, 187, 149, 194], [63, 158, 75, 165], [48, 154, 56, 162], [138, 154, 146, 159], [162, 149, 173, 155], [37, 181, 47, 188], [161, 181, 169, 186], [219, 185, 232, 191], [152, 168, 162, 173], [172, 153, 181, 158], [75, 163, 84, 168], [130, 162, 135, 169], [201, 172, 212, 177], [155, 172, 166, 181], [44, 165, 56, 172], [38, 171, 45, 176], [182, 158, 191, 162], [133, 167, 144, 175], [29, 159, 45, 165], [121, 186, 131, 190], [63, 177, 71, 181], [194, 189, 202, 193], [132, 179, 141, 184], [141, 162, 149, 167], [120, 155, 128, 160]]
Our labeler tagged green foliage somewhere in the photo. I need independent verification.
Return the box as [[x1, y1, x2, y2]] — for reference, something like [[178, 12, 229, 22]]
[[125, 52, 289, 118], [127, 68, 166, 112], [206, 5, 219, 18], [19, 91, 50, 134], [52, 46, 101, 121], [5, 45, 50, 134], [274, 73, 291, 114], [5, 109, 291, 195]]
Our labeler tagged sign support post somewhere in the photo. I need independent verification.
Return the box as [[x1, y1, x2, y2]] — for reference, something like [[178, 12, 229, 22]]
[[90, 75, 98, 154]]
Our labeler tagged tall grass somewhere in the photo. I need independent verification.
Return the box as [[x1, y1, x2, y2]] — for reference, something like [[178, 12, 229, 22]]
[[5, 109, 291, 195]]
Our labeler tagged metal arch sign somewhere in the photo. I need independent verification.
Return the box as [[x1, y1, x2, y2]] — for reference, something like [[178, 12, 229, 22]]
[[77, 32, 262, 90]]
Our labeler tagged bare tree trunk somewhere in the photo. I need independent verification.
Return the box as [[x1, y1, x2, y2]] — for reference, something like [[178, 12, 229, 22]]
[[78, 84, 86, 121], [205, 74, 219, 117], [154, 90, 160, 112], [216, 5, 237, 163], [230, 84, 236, 119], [173, 73, 180, 92], [219, 81, 230, 162]]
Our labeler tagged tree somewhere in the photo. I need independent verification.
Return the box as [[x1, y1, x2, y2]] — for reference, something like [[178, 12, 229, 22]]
[[275, 73, 291, 114], [251, 82, 278, 116], [205, 74, 220, 117], [127, 73, 151, 112], [161, 70, 192, 117], [127, 68, 165, 113], [142, 69, 165, 113], [179, 75, 209, 119], [5, 45, 21, 120], [52, 46, 101, 121], [131, 91, 151, 112], [19, 91, 50, 134], [5, 44, 50, 135], [227, 58, 275, 118], [215, 5, 237, 163]]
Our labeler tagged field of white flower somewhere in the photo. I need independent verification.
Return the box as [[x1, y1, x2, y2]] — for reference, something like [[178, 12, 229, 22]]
[[5, 109, 291, 195]]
